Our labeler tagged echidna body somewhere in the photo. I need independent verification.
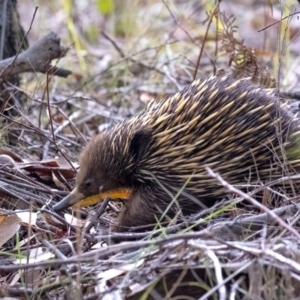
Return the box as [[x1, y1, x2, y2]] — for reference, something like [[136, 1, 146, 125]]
[[53, 75, 300, 231]]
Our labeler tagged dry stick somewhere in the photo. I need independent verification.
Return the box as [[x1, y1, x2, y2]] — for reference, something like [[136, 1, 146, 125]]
[[25, 202, 34, 292], [105, 175, 300, 239], [164, 268, 189, 300], [95, 202, 299, 242], [41, 66, 76, 172], [0, 32, 71, 78], [0, 167, 58, 194], [84, 197, 110, 234], [0, 111, 76, 174], [213, 1, 221, 74], [0, 183, 29, 205], [40, 238, 67, 260], [162, 0, 197, 44], [0, 183, 43, 203], [193, 2, 220, 80], [0, 232, 207, 271], [43, 106, 87, 159], [100, 31, 185, 83], [258, 10, 300, 32], [208, 202, 300, 237], [57, 107, 87, 143], [199, 260, 254, 300], [46, 112, 76, 174], [101, 30, 125, 58], [205, 167, 300, 239], [0, 113, 76, 198], [45, 64, 56, 145], [83, 41, 182, 91], [4, 287, 34, 297], [40, 208, 78, 234], [206, 249, 226, 300], [0, 229, 289, 272]]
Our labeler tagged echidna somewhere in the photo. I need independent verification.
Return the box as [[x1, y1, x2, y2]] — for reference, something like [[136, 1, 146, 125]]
[[53, 75, 300, 231]]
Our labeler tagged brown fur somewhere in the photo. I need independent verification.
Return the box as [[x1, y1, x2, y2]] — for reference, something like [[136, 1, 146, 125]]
[[58, 75, 300, 232]]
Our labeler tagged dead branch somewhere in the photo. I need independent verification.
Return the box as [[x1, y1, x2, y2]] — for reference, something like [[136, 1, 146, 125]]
[[206, 167, 300, 240], [0, 32, 72, 79]]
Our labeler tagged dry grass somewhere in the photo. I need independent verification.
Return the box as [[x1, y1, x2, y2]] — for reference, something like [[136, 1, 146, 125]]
[[1, 0, 300, 299]]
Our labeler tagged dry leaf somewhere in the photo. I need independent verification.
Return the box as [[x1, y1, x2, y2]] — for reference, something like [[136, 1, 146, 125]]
[[0, 210, 21, 247], [0, 148, 77, 180], [15, 247, 55, 265], [95, 259, 144, 296], [52, 171, 67, 189], [16, 212, 38, 226], [64, 213, 89, 228]]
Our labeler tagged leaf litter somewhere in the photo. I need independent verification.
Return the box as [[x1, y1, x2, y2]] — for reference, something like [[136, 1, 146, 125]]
[[1, 1, 300, 299]]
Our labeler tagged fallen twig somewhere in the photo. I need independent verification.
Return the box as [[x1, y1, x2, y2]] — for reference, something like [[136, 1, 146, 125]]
[[0, 32, 72, 79]]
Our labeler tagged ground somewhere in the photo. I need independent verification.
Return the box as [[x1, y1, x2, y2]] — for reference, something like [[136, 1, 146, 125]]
[[0, 1, 300, 299]]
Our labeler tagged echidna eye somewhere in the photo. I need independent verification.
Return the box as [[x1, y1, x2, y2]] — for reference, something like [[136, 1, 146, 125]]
[[84, 180, 92, 188]]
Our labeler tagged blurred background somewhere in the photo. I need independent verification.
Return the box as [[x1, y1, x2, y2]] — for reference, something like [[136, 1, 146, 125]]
[[1, 0, 300, 158]]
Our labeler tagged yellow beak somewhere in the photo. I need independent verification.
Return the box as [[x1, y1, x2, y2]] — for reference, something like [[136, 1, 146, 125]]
[[53, 186, 132, 212]]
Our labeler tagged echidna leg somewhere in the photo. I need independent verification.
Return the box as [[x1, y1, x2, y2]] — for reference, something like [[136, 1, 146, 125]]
[[112, 192, 159, 232]]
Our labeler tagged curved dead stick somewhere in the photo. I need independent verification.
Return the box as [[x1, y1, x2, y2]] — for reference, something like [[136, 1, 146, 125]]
[[0, 32, 72, 78]]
